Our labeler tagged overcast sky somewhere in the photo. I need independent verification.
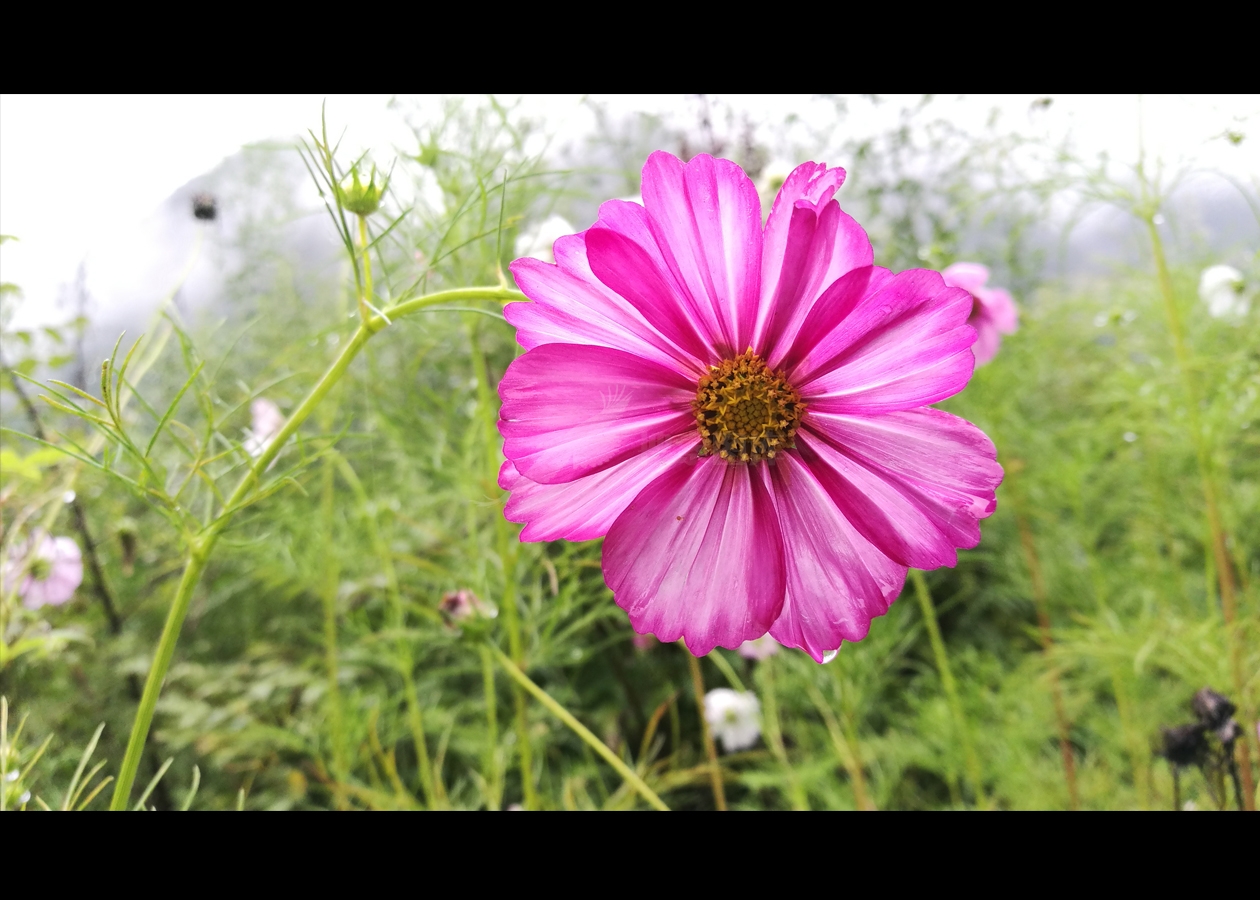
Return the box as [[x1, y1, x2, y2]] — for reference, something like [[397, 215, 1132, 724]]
[[2, 94, 1256, 331]]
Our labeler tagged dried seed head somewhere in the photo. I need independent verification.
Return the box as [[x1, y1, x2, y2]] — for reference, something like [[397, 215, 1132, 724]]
[[1191, 688, 1236, 731], [1159, 724, 1208, 768]]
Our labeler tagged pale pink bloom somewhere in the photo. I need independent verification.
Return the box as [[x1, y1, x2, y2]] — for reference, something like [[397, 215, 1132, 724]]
[[500, 152, 1002, 660], [940, 263, 1018, 366], [737, 635, 781, 661], [632, 633, 657, 652], [1, 532, 83, 610], [704, 688, 761, 752], [243, 398, 285, 459]]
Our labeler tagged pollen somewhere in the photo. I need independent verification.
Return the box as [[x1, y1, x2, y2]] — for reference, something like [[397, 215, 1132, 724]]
[[693, 349, 804, 464]]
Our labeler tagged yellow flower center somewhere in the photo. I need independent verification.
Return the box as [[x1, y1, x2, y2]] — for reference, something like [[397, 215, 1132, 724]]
[[693, 349, 804, 463]]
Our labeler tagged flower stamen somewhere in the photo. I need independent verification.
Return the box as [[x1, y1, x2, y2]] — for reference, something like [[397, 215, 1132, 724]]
[[693, 349, 804, 463]]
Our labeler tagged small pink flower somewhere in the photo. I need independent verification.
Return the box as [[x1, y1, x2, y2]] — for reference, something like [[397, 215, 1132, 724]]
[[1, 532, 83, 610], [737, 635, 781, 661], [499, 152, 1002, 661], [439, 589, 494, 622], [940, 263, 1018, 367], [243, 398, 285, 459], [632, 633, 658, 652]]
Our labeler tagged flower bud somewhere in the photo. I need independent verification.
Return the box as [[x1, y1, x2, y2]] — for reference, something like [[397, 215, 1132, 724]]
[[337, 165, 387, 216], [1191, 687, 1236, 731], [192, 192, 217, 221]]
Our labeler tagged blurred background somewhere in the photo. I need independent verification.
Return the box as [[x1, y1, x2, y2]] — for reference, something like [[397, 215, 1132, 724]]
[[1, 94, 1257, 810]]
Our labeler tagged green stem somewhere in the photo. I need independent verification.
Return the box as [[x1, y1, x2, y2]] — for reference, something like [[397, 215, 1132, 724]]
[[761, 656, 808, 810], [335, 453, 436, 808], [488, 644, 668, 811], [108, 286, 520, 811], [910, 569, 986, 808], [357, 215, 375, 322], [480, 645, 502, 810], [319, 457, 349, 808], [1144, 215, 1256, 810], [687, 653, 727, 811], [469, 320, 537, 809]]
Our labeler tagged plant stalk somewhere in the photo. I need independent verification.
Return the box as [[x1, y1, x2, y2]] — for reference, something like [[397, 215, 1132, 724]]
[[687, 653, 727, 810], [108, 286, 521, 810], [1145, 216, 1255, 810], [489, 644, 668, 811], [910, 569, 986, 808]]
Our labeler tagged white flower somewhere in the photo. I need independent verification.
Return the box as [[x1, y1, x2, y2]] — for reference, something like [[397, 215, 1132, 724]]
[[1198, 265, 1247, 318], [737, 635, 781, 661], [242, 398, 285, 459], [513, 215, 575, 265], [704, 688, 761, 752]]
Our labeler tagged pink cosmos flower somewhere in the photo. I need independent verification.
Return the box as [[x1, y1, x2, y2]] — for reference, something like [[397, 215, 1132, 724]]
[[243, 398, 285, 459], [940, 263, 1018, 367], [499, 152, 1003, 661], [1, 532, 84, 610]]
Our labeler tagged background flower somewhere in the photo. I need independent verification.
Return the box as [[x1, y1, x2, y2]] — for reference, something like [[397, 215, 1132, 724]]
[[1198, 264, 1247, 318], [941, 262, 1019, 366], [1, 532, 83, 610], [738, 635, 781, 661], [704, 688, 761, 752], [243, 398, 285, 459]]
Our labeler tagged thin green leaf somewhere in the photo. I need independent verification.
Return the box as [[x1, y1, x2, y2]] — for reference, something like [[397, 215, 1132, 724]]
[[145, 361, 205, 457]]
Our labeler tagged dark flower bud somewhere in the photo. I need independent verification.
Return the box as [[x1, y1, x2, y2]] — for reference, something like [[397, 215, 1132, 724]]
[[192, 192, 217, 221], [116, 516, 138, 577], [1215, 719, 1242, 746], [1191, 688, 1236, 730], [1159, 724, 1207, 768]]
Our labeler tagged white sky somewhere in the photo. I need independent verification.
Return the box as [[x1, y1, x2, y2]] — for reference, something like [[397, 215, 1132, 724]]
[[2, 94, 1257, 330]]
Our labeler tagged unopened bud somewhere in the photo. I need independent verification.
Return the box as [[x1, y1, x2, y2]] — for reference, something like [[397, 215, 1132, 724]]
[[192, 192, 217, 221], [1191, 688, 1236, 731], [337, 165, 387, 216]]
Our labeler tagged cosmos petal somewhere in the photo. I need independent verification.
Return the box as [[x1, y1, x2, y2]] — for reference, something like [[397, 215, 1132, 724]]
[[760, 162, 848, 320], [761, 200, 874, 368], [795, 269, 976, 414], [603, 455, 786, 656], [767, 452, 906, 661], [640, 151, 763, 357], [806, 408, 1003, 558], [499, 433, 700, 542], [498, 344, 695, 484], [508, 253, 695, 377], [586, 225, 715, 366]]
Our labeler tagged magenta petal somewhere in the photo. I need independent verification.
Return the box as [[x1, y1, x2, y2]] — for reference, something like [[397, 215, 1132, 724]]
[[508, 236, 699, 377], [767, 452, 906, 661], [586, 225, 715, 366], [603, 456, 786, 656], [639, 152, 763, 356], [807, 408, 1003, 554], [762, 163, 847, 306], [499, 344, 695, 484], [760, 202, 874, 366], [796, 269, 976, 414], [790, 421, 967, 568], [501, 433, 700, 542]]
